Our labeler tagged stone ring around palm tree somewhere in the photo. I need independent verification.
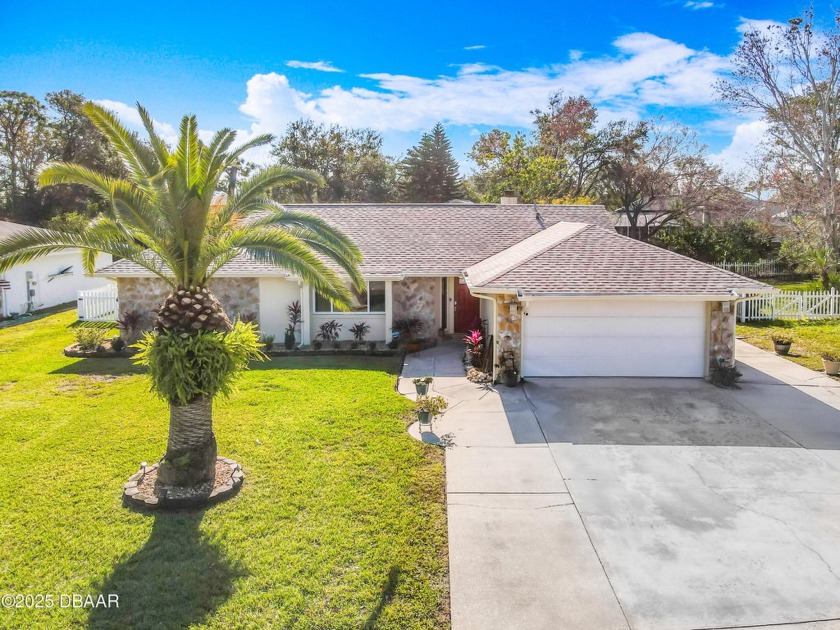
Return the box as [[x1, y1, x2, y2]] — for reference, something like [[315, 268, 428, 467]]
[[123, 457, 244, 509]]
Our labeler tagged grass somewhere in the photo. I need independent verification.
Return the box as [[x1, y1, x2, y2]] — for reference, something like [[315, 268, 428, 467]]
[[737, 318, 840, 372], [763, 276, 825, 292], [0, 310, 449, 630]]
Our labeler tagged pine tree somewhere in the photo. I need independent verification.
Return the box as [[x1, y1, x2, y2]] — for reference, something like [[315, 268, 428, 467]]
[[399, 123, 463, 202]]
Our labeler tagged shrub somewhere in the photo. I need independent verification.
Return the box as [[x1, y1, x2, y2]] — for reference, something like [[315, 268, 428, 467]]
[[313, 340, 323, 350], [368, 341, 377, 352], [416, 395, 448, 418], [772, 335, 793, 345], [287, 300, 303, 328], [464, 329, 483, 355], [111, 335, 126, 353], [260, 334, 276, 349], [350, 321, 371, 341], [133, 321, 266, 405], [237, 311, 258, 325], [116, 309, 144, 341], [75, 327, 107, 351], [710, 358, 742, 389], [317, 320, 342, 342], [822, 351, 840, 362]]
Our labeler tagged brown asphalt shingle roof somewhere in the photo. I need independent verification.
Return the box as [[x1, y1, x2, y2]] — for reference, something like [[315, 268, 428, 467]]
[[97, 203, 614, 277], [465, 223, 771, 296]]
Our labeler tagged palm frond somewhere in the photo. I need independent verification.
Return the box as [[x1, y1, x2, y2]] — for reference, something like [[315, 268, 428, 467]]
[[82, 102, 158, 183], [230, 166, 326, 213]]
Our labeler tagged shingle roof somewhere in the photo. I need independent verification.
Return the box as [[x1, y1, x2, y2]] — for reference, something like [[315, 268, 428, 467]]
[[465, 224, 771, 297], [0, 220, 48, 241], [97, 203, 614, 277]]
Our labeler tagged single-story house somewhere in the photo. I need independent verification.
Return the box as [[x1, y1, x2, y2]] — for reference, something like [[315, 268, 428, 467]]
[[0, 220, 112, 318], [96, 202, 771, 379]]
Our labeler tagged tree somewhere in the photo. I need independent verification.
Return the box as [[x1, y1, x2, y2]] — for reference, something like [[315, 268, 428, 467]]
[[0, 103, 363, 492], [602, 121, 730, 240], [468, 93, 644, 204], [399, 123, 463, 202], [653, 219, 778, 263], [271, 119, 397, 202], [0, 91, 47, 220], [716, 9, 840, 249]]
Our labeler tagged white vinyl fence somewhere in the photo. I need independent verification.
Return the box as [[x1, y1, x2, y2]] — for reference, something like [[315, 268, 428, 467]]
[[77, 284, 119, 322], [738, 289, 840, 322], [714, 259, 780, 277]]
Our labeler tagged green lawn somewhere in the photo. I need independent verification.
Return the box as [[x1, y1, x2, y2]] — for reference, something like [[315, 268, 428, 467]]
[[738, 319, 840, 373], [763, 277, 824, 292], [0, 311, 449, 630]]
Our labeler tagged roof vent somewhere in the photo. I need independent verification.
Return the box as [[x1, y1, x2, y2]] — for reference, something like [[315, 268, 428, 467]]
[[500, 190, 519, 205]]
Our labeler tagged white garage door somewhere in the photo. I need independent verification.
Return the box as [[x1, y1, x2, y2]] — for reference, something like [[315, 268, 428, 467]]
[[521, 299, 707, 377]]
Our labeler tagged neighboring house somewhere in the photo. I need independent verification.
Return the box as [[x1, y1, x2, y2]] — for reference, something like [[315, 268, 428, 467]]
[[96, 203, 771, 379], [0, 220, 112, 318]]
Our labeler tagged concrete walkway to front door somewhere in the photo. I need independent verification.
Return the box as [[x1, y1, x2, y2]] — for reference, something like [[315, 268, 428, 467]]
[[399, 343, 630, 630]]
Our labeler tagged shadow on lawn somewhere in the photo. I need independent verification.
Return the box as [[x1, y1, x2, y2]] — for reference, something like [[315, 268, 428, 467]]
[[363, 566, 401, 629], [88, 511, 244, 630], [51, 358, 145, 377]]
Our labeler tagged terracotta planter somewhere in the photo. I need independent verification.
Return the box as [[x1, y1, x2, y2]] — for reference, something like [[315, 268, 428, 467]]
[[823, 358, 840, 376], [774, 342, 791, 356]]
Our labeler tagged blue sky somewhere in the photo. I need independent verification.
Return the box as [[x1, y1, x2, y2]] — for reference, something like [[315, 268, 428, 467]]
[[0, 0, 832, 174]]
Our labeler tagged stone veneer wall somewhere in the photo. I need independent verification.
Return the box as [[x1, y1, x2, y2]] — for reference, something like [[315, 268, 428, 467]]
[[117, 277, 260, 331], [709, 301, 736, 369], [495, 294, 522, 375], [392, 277, 439, 339]]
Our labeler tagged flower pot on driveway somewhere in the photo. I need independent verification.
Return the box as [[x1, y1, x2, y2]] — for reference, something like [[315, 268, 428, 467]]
[[823, 358, 840, 375], [415, 383, 428, 395], [417, 411, 431, 425]]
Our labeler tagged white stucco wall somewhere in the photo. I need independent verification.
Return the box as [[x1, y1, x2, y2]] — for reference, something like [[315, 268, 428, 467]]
[[0, 251, 112, 317], [258, 278, 303, 339]]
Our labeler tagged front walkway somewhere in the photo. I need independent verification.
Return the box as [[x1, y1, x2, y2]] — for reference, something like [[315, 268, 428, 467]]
[[399, 343, 629, 630]]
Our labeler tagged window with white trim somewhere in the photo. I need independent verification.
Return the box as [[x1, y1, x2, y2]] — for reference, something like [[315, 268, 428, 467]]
[[314, 281, 386, 313]]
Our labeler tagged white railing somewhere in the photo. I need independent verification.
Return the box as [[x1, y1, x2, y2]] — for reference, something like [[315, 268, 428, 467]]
[[738, 289, 840, 322], [77, 284, 119, 322], [714, 259, 780, 277]]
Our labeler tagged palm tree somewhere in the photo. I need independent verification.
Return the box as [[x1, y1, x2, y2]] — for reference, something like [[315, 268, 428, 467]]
[[0, 103, 363, 489]]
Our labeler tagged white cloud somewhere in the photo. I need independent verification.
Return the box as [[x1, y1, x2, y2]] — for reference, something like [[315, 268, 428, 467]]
[[463, 44, 486, 50], [237, 32, 729, 135], [286, 60, 344, 73], [95, 99, 179, 146], [710, 118, 769, 172], [736, 17, 786, 34], [684, 1, 716, 10], [569, 49, 584, 61]]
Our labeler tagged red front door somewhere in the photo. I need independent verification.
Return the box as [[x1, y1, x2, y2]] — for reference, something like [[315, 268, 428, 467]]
[[454, 281, 481, 333]]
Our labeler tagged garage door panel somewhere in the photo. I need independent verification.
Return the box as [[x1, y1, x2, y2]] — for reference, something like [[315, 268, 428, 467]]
[[525, 336, 705, 360], [522, 299, 707, 378], [525, 316, 704, 338], [526, 299, 703, 318]]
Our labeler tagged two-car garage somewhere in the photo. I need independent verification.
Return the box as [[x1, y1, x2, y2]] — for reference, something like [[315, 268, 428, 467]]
[[520, 299, 708, 378]]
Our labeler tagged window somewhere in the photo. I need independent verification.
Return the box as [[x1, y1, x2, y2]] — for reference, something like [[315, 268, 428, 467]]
[[314, 281, 386, 313]]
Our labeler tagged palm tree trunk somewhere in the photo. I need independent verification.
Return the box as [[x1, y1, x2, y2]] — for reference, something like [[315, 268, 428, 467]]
[[157, 397, 218, 487]]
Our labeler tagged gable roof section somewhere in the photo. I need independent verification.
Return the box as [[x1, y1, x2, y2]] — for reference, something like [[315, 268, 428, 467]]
[[465, 224, 771, 297], [97, 203, 614, 277]]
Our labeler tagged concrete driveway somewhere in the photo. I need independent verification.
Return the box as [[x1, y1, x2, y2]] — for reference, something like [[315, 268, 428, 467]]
[[404, 341, 840, 630]]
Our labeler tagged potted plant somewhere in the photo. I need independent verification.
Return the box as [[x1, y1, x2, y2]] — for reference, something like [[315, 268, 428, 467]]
[[772, 335, 793, 356], [464, 329, 483, 368], [416, 395, 448, 426], [288, 300, 303, 345], [317, 320, 342, 346], [822, 351, 840, 375], [413, 376, 433, 395], [283, 325, 295, 350], [392, 317, 424, 352]]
